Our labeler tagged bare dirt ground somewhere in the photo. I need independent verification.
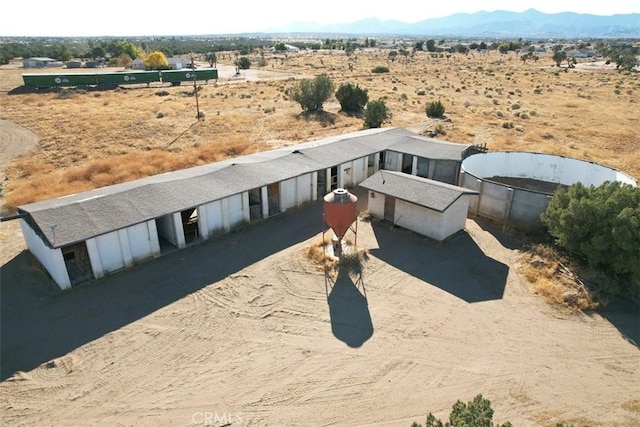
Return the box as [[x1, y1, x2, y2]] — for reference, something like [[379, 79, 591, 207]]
[[1, 189, 639, 426], [0, 53, 639, 426]]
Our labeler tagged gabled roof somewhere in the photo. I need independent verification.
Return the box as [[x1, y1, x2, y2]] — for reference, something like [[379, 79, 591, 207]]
[[18, 127, 470, 248], [359, 170, 478, 212]]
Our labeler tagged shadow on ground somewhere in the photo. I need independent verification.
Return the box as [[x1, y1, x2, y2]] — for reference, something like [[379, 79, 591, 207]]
[[369, 221, 509, 303], [598, 296, 640, 348], [0, 202, 323, 381], [326, 268, 372, 348]]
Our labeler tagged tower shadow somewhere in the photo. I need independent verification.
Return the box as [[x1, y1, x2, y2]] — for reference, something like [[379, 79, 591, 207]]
[[326, 267, 373, 348]]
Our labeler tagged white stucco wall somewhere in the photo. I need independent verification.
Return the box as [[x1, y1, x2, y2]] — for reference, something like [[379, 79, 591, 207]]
[[87, 220, 161, 278], [366, 192, 470, 241], [394, 199, 446, 241], [353, 157, 368, 185], [227, 193, 247, 228], [281, 178, 298, 211], [202, 200, 224, 235], [297, 173, 314, 204], [441, 196, 472, 239], [366, 191, 385, 218], [463, 152, 637, 187], [19, 219, 71, 290], [91, 231, 126, 275]]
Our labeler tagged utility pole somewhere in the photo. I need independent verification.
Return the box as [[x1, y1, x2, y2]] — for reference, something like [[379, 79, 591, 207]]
[[191, 53, 201, 120]]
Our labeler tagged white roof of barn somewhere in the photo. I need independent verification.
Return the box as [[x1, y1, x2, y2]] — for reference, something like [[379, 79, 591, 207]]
[[359, 170, 478, 212], [18, 127, 470, 248]]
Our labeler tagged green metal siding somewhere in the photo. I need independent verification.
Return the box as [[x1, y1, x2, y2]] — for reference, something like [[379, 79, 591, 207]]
[[95, 71, 160, 86], [160, 68, 218, 83], [23, 73, 98, 88]]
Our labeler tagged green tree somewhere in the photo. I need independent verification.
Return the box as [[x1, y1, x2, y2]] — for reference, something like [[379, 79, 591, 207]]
[[235, 56, 251, 70], [144, 51, 169, 70], [364, 99, 389, 128], [119, 41, 140, 60], [552, 45, 567, 67], [289, 74, 335, 112], [206, 51, 217, 67], [335, 82, 369, 112], [426, 39, 436, 52], [425, 100, 445, 118], [54, 44, 72, 62], [541, 181, 640, 295], [273, 41, 287, 52], [414, 394, 511, 427]]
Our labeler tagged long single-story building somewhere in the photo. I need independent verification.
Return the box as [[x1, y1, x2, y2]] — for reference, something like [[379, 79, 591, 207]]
[[359, 171, 479, 241], [17, 127, 473, 290]]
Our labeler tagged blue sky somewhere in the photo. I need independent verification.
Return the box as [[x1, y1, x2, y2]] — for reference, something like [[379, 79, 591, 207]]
[[4, 0, 638, 37]]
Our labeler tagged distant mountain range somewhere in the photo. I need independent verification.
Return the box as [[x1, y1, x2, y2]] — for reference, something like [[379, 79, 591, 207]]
[[268, 9, 640, 38]]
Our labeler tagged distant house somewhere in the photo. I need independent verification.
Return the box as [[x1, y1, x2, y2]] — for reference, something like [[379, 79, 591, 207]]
[[131, 56, 189, 70], [23, 57, 62, 68], [566, 49, 595, 59], [359, 171, 478, 242], [270, 44, 300, 53]]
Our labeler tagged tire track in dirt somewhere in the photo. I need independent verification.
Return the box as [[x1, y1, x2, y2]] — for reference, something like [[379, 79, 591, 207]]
[[0, 119, 39, 173]]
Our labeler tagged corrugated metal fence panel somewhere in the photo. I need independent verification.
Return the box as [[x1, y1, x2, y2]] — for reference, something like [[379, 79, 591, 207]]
[[478, 181, 510, 221], [508, 190, 550, 229]]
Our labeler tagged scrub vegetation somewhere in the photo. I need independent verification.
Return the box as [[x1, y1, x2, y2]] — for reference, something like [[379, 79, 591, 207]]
[[1, 47, 638, 211]]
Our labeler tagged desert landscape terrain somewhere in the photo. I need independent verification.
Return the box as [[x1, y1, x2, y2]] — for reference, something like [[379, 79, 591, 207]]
[[0, 48, 639, 426]]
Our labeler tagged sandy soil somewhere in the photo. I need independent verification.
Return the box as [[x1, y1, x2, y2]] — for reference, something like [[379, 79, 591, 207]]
[[1, 189, 639, 426], [0, 59, 638, 425]]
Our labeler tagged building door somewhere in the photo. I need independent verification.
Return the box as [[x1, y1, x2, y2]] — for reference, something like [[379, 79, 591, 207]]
[[379, 151, 386, 170], [62, 242, 94, 285], [330, 166, 338, 190], [317, 169, 326, 199], [384, 196, 396, 222], [248, 188, 262, 221], [267, 182, 281, 216], [402, 154, 413, 174]]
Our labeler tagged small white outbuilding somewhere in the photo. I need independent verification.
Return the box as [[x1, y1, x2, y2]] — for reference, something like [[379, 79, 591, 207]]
[[359, 170, 478, 241]]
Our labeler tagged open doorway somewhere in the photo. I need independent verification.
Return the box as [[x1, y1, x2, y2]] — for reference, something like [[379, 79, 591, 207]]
[[317, 169, 327, 199], [248, 188, 263, 221], [401, 154, 413, 174], [181, 207, 199, 244], [62, 242, 94, 285], [330, 166, 338, 190]]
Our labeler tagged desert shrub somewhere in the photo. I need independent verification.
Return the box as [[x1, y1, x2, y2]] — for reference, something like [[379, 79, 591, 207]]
[[288, 74, 335, 112], [502, 121, 514, 129], [335, 82, 368, 112], [541, 181, 640, 298], [235, 56, 251, 70], [412, 394, 511, 427], [371, 65, 389, 73], [364, 99, 389, 128], [425, 99, 445, 118]]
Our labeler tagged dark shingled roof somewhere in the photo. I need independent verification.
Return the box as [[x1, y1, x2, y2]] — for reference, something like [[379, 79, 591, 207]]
[[386, 136, 470, 160], [18, 127, 470, 248], [359, 170, 478, 212]]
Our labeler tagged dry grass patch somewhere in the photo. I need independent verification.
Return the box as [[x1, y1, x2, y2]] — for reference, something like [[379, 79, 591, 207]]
[[518, 243, 599, 312], [1, 50, 638, 211], [303, 235, 369, 277]]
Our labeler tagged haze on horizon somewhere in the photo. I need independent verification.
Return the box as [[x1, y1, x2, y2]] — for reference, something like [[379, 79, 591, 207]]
[[4, 0, 638, 37]]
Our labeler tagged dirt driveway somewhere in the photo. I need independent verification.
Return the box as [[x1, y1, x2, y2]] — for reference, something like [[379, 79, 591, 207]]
[[1, 196, 638, 426]]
